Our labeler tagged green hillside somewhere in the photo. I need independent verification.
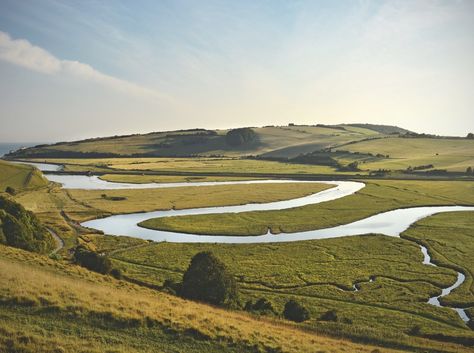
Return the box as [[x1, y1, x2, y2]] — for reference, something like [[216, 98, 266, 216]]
[[5, 124, 388, 159], [334, 136, 474, 172], [0, 245, 406, 353], [0, 160, 48, 192]]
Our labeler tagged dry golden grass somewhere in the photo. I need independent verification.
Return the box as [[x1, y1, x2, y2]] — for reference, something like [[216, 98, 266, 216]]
[[0, 245, 408, 353], [100, 173, 260, 184], [0, 160, 48, 191], [66, 182, 333, 218]]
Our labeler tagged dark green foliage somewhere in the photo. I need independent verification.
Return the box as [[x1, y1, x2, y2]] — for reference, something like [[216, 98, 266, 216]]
[[101, 194, 127, 201], [6, 149, 122, 159], [5, 187, 16, 195], [407, 325, 421, 336], [74, 246, 113, 274], [162, 279, 182, 295], [180, 251, 238, 306], [110, 268, 122, 279], [0, 196, 54, 253], [467, 166, 473, 175], [467, 133, 474, 139], [0, 221, 6, 244], [345, 123, 412, 135], [244, 297, 276, 315], [320, 309, 338, 322], [290, 152, 339, 167], [283, 300, 310, 322], [339, 161, 360, 172], [225, 128, 257, 146]]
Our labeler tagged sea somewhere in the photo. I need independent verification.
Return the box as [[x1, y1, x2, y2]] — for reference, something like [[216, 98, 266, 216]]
[[0, 143, 44, 158]]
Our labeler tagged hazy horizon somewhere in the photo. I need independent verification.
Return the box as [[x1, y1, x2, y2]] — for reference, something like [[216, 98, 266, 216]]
[[1, 0, 473, 142]]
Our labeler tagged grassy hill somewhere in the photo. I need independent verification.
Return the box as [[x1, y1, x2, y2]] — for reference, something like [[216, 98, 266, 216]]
[[5, 124, 391, 159], [6, 123, 473, 176], [334, 136, 474, 172], [0, 160, 48, 192], [0, 244, 406, 353]]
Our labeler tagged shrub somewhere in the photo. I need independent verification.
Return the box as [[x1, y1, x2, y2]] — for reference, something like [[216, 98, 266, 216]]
[[283, 300, 310, 322], [5, 186, 16, 195], [467, 132, 474, 139], [74, 246, 113, 274], [244, 297, 276, 314], [408, 325, 421, 336], [162, 279, 182, 295], [467, 166, 473, 175], [180, 251, 238, 306], [110, 268, 122, 279], [320, 309, 338, 322]]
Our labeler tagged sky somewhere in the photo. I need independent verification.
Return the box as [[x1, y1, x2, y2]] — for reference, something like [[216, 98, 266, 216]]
[[0, 0, 473, 142]]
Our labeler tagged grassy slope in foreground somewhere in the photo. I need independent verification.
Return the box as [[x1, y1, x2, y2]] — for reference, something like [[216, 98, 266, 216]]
[[100, 212, 474, 352], [0, 245, 405, 353], [139, 179, 474, 236]]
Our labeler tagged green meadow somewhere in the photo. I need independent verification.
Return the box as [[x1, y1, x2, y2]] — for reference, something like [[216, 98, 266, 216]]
[[335, 136, 474, 172], [95, 211, 474, 352]]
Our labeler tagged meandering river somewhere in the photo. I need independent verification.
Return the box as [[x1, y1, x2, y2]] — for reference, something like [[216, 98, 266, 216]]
[[11, 160, 474, 323]]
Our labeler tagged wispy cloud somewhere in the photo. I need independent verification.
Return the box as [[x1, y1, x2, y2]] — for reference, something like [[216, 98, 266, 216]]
[[0, 30, 170, 101]]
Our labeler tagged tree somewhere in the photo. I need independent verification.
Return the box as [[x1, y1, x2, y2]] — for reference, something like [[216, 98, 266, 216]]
[[180, 251, 238, 306], [74, 246, 113, 274], [320, 309, 338, 322], [5, 186, 16, 195], [467, 167, 473, 175], [225, 128, 257, 146], [283, 299, 310, 322], [244, 297, 276, 315], [0, 196, 54, 253], [347, 161, 360, 171], [467, 133, 474, 139]]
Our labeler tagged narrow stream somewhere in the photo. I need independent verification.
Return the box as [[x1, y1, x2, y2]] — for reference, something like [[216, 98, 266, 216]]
[[421, 245, 470, 322]]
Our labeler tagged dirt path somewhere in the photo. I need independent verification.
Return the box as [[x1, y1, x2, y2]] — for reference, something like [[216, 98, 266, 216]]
[[47, 227, 64, 255]]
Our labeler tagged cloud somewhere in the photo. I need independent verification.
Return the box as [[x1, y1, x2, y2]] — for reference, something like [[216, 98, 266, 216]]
[[0, 30, 169, 101], [0, 31, 61, 73]]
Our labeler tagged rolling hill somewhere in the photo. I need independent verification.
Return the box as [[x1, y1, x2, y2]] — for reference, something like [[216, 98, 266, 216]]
[[5, 124, 404, 159]]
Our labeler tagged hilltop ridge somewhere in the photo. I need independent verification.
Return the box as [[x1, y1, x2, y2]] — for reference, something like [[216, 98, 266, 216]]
[[5, 123, 406, 159]]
